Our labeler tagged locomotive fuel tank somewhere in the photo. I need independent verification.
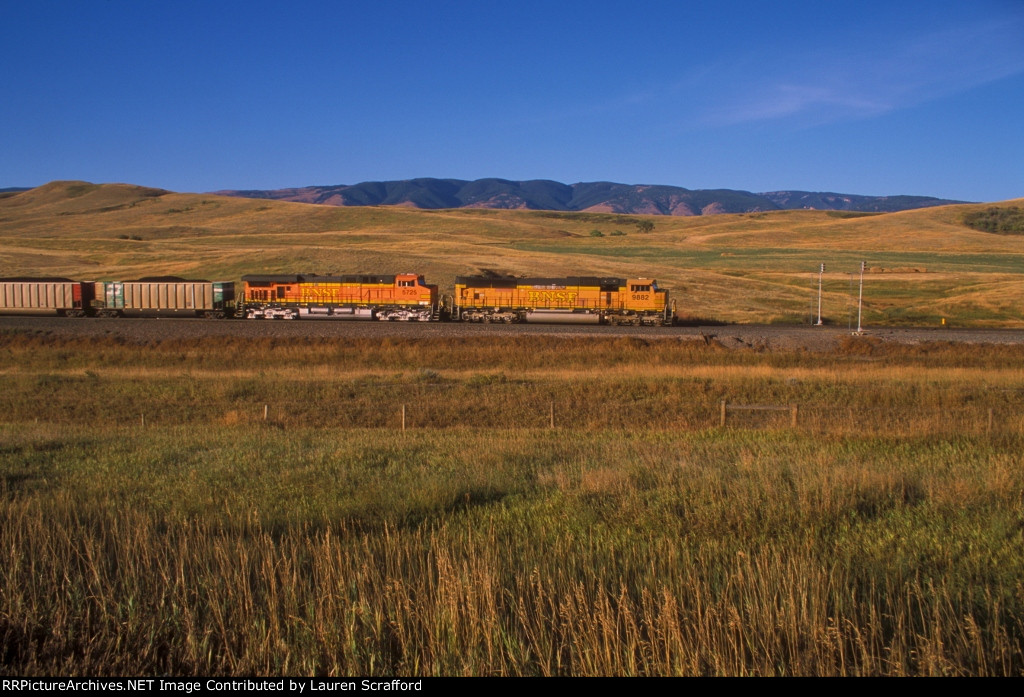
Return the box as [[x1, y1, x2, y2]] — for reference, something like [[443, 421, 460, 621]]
[[524, 309, 601, 324]]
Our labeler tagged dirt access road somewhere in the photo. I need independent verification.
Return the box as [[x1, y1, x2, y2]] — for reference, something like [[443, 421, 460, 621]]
[[2, 316, 1023, 352]]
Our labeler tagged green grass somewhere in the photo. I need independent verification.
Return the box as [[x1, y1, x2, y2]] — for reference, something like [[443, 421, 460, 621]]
[[508, 242, 1024, 275], [963, 207, 1024, 235]]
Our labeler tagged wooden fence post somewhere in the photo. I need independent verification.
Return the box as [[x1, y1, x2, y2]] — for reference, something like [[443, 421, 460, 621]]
[[790, 403, 798, 428], [720, 399, 727, 428]]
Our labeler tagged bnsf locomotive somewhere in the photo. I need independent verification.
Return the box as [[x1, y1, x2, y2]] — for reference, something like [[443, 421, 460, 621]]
[[240, 273, 438, 321], [454, 276, 672, 325], [0, 273, 675, 325]]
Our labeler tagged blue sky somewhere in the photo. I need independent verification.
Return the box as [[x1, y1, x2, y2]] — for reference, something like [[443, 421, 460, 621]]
[[2, 0, 1022, 201]]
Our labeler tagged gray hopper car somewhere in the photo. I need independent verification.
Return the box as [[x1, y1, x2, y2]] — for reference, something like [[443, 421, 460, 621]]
[[91, 280, 235, 318], [0, 279, 93, 317]]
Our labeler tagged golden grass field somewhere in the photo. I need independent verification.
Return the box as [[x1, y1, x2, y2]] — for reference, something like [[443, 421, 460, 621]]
[[2, 180, 1023, 325]]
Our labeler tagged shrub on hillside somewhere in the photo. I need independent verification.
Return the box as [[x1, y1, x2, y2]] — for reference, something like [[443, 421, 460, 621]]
[[963, 207, 1024, 234]]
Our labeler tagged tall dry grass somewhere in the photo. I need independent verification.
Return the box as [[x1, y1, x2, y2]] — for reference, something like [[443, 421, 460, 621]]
[[3, 427, 1022, 675], [1, 334, 1023, 675], [2, 334, 1022, 434]]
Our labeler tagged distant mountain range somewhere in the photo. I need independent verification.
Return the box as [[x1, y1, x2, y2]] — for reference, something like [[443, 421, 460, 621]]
[[213, 178, 968, 215]]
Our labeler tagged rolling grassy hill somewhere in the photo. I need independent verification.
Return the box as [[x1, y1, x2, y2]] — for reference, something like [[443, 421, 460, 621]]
[[2, 180, 1023, 326]]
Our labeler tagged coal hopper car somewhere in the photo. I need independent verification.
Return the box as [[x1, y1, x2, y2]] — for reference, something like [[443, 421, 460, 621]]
[[0, 279, 94, 317], [90, 279, 235, 318]]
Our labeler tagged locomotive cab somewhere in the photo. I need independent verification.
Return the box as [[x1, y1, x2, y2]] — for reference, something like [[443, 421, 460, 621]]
[[394, 273, 438, 307], [605, 278, 670, 325]]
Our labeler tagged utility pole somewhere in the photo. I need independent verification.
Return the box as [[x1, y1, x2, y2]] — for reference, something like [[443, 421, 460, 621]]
[[856, 261, 865, 334], [847, 273, 854, 331], [816, 263, 825, 326]]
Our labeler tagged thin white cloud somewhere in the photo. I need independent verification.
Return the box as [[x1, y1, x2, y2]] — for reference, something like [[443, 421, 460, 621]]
[[706, 14, 1024, 127], [494, 11, 1024, 136], [727, 84, 891, 122]]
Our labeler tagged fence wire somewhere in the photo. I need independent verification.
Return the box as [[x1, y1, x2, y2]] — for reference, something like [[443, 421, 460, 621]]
[[4, 379, 1022, 436]]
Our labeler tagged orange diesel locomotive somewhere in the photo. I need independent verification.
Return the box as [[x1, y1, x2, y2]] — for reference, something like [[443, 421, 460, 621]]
[[453, 275, 673, 325], [241, 273, 439, 320]]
